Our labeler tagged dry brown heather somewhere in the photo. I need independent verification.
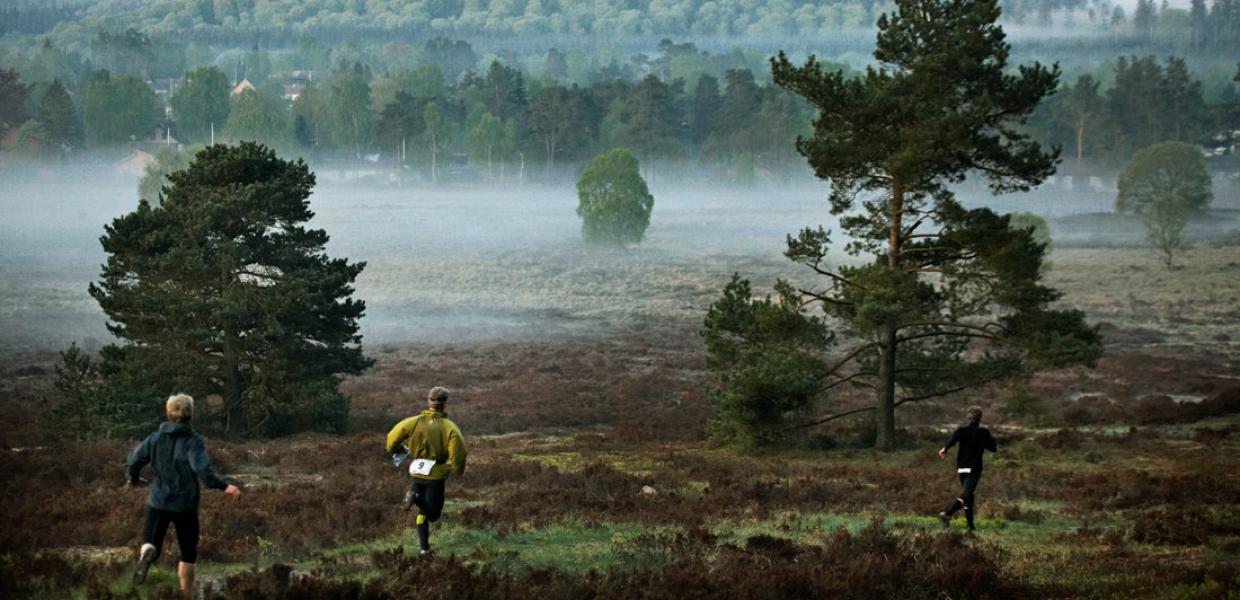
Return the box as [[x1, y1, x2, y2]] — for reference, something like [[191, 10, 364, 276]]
[[2, 247, 1240, 598]]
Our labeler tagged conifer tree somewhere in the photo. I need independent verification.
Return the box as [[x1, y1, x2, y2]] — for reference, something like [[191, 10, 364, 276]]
[[706, 0, 1101, 450], [89, 143, 371, 436], [37, 79, 80, 152]]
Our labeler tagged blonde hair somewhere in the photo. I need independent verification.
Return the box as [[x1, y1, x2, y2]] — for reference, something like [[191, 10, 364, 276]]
[[967, 405, 983, 425], [427, 387, 450, 404], [166, 394, 194, 423]]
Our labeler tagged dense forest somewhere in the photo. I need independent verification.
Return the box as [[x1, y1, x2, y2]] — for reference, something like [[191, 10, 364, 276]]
[[3, 0, 1240, 51], [0, 0, 1237, 182]]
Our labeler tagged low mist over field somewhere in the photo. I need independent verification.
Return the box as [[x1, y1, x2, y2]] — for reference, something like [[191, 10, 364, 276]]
[[4, 165, 1236, 354]]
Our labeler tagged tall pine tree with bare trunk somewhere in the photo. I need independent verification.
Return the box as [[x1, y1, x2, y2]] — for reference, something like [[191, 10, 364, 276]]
[[706, 0, 1101, 450]]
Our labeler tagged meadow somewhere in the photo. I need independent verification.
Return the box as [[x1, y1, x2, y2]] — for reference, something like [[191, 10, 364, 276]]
[[1, 174, 1239, 598]]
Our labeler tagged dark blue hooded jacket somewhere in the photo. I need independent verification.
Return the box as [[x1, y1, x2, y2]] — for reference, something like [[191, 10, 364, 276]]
[[126, 421, 228, 512]]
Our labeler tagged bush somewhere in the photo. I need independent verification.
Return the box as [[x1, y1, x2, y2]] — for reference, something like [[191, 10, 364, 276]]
[[701, 276, 831, 447]]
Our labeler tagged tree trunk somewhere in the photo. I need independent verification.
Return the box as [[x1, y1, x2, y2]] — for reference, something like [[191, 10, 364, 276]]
[[223, 331, 243, 434], [545, 134, 556, 178], [875, 182, 904, 451], [876, 324, 898, 450], [1075, 112, 1086, 166], [430, 133, 438, 184]]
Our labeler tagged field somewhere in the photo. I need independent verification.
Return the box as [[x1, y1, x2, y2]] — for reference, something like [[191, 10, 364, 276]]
[[1, 175, 1240, 598]]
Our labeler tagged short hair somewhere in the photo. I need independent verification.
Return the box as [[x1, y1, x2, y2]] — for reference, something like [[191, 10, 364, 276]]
[[166, 394, 194, 422], [427, 387, 450, 403], [967, 405, 983, 424]]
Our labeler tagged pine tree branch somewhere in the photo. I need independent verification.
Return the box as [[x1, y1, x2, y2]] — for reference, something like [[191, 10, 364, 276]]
[[820, 370, 878, 390], [775, 406, 876, 434], [824, 341, 882, 379], [798, 288, 854, 308]]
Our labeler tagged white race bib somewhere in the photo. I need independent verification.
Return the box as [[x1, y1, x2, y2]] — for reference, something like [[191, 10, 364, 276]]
[[957, 467, 972, 474], [409, 458, 437, 476]]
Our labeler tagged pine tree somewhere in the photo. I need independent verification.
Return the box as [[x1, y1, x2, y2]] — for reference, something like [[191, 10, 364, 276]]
[[708, 0, 1104, 450], [687, 74, 722, 146], [612, 74, 682, 180], [1190, 0, 1209, 48], [0, 68, 31, 140], [37, 78, 80, 152], [89, 143, 371, 437]]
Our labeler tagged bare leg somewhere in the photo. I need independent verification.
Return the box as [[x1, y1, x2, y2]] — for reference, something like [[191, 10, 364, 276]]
[[178, 562, 195, 594]]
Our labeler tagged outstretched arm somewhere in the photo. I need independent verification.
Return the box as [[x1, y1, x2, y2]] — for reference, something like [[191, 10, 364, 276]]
[[187, 436, 235, 497], [939, 428, 961, 459]]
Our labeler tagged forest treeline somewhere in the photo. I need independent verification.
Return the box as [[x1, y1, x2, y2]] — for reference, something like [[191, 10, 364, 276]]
[[2, 29, 1237, 182], [3, 0, 1240, 53]]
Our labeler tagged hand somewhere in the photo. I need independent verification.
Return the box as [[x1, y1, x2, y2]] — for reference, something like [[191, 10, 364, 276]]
[[224, 484, 241, 499], [938, 448, 947, 460]]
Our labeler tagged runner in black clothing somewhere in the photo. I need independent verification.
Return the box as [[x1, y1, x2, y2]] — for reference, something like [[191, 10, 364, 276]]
[[937, 405, 997, 531], [126, 394, 240, 592]]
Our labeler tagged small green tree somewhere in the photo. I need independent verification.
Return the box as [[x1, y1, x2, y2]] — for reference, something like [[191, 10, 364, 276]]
[[466, 112, 504, 178], [90, 142, 372, 437], [576, 149, 655, 248], [41, 343, 102, 440], [423, 101, 452, 184], [1143, 194, 1192, 270], [1116, 141, 1213, 216], [170, 66, 231, 144], [11, 120, 52, 157], [222, 89, 295, 153], [703, 276, 831, 446], [83, 73, 161, 146], [322, 72, 374, 158], [138, 146, 195, 204], [0, 68, 31, 142], [37, 79, 80, 153]]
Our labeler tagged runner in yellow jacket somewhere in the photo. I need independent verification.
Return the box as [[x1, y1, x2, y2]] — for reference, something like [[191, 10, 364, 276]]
[[385, 386, 467, 556]]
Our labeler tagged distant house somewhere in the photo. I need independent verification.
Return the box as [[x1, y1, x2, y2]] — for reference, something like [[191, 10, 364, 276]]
[[115, 149, 154, 176], [231, 79, 256, 96], [283, 83, 305, 102]]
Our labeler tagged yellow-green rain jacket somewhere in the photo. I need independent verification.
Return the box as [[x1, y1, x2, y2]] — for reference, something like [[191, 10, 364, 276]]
[[385, 409, 467, 480]]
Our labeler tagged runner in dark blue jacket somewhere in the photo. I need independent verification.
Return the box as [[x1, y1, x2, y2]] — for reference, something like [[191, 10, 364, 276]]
[[126, 394, 240, 592], [937, 405, 997, 531]]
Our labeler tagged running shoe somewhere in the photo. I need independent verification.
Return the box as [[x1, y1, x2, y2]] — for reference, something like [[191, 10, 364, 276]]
[[132, 545, 156, 584]]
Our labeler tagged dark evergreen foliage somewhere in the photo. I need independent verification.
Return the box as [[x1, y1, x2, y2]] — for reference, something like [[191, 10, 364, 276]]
[[0, 68, 31, 139], [35, 78, 79, 151], [88, 143, 372, 437]]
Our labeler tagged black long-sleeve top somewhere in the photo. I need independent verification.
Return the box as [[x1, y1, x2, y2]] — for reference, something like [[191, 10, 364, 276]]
[[944, 423, 997, 472]]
